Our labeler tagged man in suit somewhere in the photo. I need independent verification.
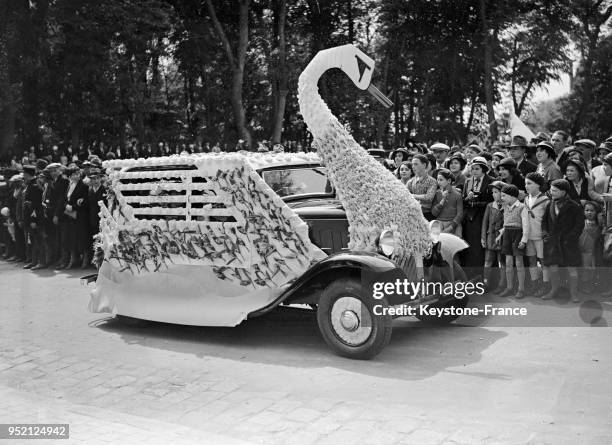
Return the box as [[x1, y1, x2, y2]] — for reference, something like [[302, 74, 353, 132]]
[[508, 135, 537, 177], [87, 168, 106, 267], [21, 165, 43, 269], [47, 163, 70, 267]]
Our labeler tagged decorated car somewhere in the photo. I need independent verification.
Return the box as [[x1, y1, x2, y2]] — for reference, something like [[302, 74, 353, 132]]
[[86, 44, 470, 359]]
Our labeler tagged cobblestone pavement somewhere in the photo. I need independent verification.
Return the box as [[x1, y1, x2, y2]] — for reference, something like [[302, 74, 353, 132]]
[[1, 260, 611, 445]]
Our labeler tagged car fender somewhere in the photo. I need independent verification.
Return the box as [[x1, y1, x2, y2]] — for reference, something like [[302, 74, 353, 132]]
[[247, 251, 403, 318], [437, 233, 468, 278]]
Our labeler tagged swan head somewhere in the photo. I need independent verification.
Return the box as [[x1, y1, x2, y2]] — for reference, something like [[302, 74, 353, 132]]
[[332, 44, 393, 108]]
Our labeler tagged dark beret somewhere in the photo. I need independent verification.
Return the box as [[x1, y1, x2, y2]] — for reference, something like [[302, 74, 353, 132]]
[[501, 184, 519, 198], [497, 157, 517, 169], [490, 180, 505, 191], [550, 178, 570, 193], [525, 172, 546, 188]]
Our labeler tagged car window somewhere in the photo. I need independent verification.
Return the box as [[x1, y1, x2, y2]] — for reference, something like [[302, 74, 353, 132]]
[[261, 167, 334, 197]]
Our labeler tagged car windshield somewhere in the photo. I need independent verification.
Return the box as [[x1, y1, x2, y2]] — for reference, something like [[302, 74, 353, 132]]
[[261, 166, 334, 197]]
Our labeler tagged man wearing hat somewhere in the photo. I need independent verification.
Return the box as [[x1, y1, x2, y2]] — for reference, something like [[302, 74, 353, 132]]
[[541, 179, 584, 302], [21, 165, 43, 269], [30, 170, 53, 269], [87, 167, 106, 268], [430, 142, 450, 171], [44, 163, 69, 267], [535, 141, 562, 185], [462, 156, 493, 275], [573, 139, 599, 170], [508, 135, 537, 176]]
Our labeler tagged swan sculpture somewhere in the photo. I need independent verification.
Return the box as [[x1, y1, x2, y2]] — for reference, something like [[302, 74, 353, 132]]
[[297, 44, 433, 268]]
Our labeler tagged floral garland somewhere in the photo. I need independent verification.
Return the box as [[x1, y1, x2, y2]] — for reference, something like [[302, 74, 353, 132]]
[[97, 154, 326, 289]]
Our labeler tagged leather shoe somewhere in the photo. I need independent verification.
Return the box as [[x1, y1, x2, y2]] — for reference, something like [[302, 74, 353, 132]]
[[31, 264, 47, 270], [23, 263, 35, 269]]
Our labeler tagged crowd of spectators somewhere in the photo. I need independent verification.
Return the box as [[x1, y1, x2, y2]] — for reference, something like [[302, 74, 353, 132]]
[[389, 131, 612, 302], [1, 131, 612, 304]]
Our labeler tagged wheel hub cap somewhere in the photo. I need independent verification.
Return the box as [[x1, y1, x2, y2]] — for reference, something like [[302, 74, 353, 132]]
[[340, 310, 359, 331], [330, 297, 372, 346]]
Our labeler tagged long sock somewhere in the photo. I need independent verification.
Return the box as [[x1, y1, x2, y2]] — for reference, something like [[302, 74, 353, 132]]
[[498, 267, 507, 288], [542, 263, 549, 283], [517, 265, 526, 291], [569, 273, 579, 300], [505, 266, 514, 290]]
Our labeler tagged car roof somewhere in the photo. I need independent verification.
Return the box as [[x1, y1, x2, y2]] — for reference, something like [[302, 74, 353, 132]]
[[102, 151, 322, 172]]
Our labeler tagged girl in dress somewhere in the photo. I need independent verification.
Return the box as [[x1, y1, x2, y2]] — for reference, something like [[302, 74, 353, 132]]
[[579, 201, 603, 294]]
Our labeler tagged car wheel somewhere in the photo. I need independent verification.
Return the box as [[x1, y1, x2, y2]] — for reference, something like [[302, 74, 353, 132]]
[[415, 260, 469, 325], [317, 278, 392, 359]]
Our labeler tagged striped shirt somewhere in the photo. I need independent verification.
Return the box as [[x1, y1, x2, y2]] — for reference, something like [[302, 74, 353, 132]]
[[407, 174, 438, 212]]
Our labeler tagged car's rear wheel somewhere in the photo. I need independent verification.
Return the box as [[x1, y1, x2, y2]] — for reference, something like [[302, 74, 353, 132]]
[[415, 260, 469, 325], [317, 278, 392, 359]]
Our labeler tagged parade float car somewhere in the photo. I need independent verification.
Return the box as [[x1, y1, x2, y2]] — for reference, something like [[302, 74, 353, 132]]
[[87, 151, 469, 359]]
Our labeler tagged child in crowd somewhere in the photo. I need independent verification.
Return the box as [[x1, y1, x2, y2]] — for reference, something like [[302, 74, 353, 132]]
[[431, 169, 464, 236], [579, 201, 603, 293], [481, 181, 505, 292], [524, 173, 550, 296], [496, 184, 530, 298]]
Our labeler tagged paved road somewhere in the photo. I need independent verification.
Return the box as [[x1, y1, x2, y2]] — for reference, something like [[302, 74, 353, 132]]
[[1, 260, 611, 445]]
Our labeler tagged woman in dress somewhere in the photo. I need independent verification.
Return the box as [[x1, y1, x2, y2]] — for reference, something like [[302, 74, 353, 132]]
[[462, 156, 493, 276], [58, 167, 89, 269]]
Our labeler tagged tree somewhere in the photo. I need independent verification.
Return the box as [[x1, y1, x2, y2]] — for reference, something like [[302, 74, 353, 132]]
[[270, 0, 288, 144], [568, 0, 612, 136], [205, 0, 252, 149]]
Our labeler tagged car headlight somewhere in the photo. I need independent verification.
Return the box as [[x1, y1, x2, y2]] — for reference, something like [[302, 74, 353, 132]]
[[378, 229, 396, 257], [429, 220, 442, 243]]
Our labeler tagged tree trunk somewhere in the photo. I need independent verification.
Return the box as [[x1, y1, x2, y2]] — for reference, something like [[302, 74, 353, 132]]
[[479, 0, 498, 142], [271, 0, 288, 145], [206, 0, 252, 149]]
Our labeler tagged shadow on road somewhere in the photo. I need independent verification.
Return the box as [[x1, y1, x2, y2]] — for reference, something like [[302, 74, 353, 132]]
[[96, 306, 508, 381]]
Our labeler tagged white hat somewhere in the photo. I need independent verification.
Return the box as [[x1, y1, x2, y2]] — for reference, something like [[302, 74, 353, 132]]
[[430, 142, 450, 151]]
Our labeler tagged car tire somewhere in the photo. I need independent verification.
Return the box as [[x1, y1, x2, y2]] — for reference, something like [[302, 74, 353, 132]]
[[415, 260, 469, 325], [317, 278, 392, 360]]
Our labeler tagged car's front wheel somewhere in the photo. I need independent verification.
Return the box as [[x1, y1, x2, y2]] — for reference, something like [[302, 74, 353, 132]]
[[317, 278, 392, 359]]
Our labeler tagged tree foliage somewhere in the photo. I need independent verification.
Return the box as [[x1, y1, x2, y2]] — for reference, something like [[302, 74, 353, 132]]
[[0, 0, 609, 157]]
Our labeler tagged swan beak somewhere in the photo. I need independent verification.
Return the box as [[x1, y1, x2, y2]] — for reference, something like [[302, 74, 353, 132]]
[[367, 84, 393, 108]]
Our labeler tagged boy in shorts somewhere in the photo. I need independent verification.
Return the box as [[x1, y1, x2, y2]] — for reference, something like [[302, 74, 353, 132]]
[[524, 173, 550, 296], [496, 184, 530, 298]]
